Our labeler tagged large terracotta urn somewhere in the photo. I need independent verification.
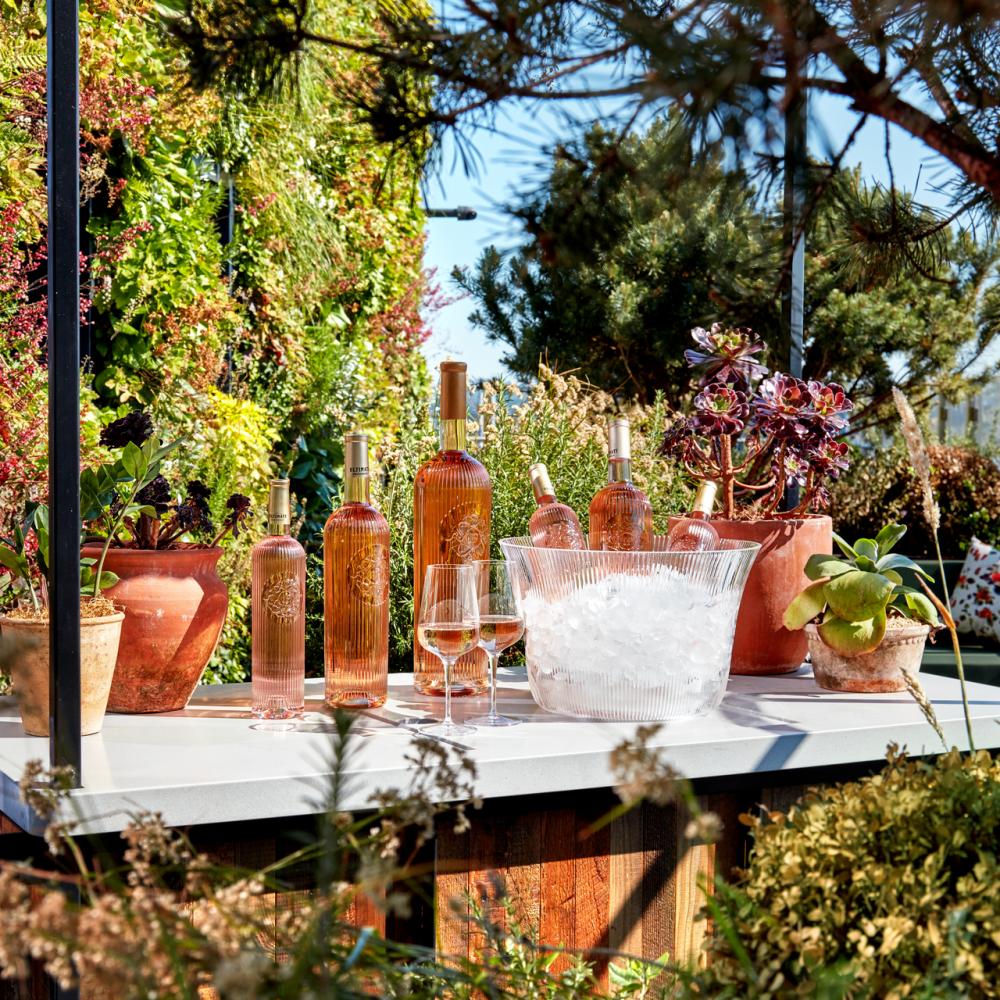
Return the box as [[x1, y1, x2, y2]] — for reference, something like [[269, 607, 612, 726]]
[[0, 609, 123, 736], [667, 514, 832, 675], [83, 545, 229, 713]]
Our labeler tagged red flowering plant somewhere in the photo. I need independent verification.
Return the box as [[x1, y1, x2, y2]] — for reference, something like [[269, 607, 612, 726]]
[[661, 324, 853, 519], [81, 411, 252, 597]]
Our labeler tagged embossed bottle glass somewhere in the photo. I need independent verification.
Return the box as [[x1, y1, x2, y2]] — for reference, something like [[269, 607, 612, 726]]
[[413, 361, 491, 696], [528, 463, 586, 550], [251, 479, 306, 720], [589, 417, 653, 551], [324, 432, 390, 709]]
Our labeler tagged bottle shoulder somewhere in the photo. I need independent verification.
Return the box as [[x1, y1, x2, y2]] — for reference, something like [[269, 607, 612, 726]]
[[253, 534, 305, 557], [414, 450, 492, 488], [324, 502, 389, 534]]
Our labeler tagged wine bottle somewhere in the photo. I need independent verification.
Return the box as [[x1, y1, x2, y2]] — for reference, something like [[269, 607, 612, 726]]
[[588, 417, 653, 551], [412, 361, 491, 696], [666, 481, 720, 552], [251, 478, 306, 719], [528, 463, 586, 549], [324, 432, 390, 709]]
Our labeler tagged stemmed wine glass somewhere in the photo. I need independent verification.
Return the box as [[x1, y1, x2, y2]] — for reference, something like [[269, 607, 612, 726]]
[[416, 563, 480, 738], [468, 560, 525, 728]]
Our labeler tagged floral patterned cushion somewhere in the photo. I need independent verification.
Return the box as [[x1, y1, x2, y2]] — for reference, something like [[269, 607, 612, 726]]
[[950, 537, 1000, 639]]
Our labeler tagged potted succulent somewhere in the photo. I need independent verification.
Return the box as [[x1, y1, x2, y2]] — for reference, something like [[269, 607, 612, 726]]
[[81, 412, 251, 713], [662, 324, 852, 674], [783, 523, 940, 692], [0, 505, 123, 736]]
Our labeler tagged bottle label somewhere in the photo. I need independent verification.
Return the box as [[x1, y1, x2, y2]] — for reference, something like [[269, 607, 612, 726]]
[[348, 545, 389, 606], [441, 503, 489, 562], [262, 574, 300, 622]]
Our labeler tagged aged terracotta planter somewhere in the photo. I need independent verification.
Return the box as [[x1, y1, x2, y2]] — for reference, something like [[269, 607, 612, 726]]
[[0, 610, 123, 736], [668, 513, 832, 675], [806, 621, 929, 693], [83, 545, 229, 713]]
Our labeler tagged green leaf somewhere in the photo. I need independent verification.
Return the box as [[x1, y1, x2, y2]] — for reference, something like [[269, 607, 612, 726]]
[[818, 609, 887, 656], [784, 581, 829, 630], [804, 554, 853, 581], [832, 532, 859, 560], [120, 441, 147, 481], [875, 523, 907, 555], [825, 570, 895, 622], [876, 552, 933, 581], [854, 538, 879, 562], [899, 591, 941, 627], [882, 569, 903, 585], [854, 556, 878, 572], [0, 546, 25, 578], [97, 571, 119, 591]]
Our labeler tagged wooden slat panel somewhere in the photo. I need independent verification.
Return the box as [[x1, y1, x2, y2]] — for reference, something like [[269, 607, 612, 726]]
[[435, 823, 471, 962], [641, 800, 678, 965], [575, 807, 611, 981], [609, 804, 644, 959], [538, 807, 577, 974]]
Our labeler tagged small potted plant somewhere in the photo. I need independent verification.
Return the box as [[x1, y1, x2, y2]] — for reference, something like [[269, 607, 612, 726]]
[[782, 523, 940, 692], [0, 505, 123, 736], [662, 324, 852, 673], [81, 412, 251, 713]]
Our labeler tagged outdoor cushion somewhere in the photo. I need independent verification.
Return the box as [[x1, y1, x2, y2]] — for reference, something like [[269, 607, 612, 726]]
[[949, 538, 1000, 641]]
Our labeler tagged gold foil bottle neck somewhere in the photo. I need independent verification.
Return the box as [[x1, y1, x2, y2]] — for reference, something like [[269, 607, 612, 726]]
[[608, 417, 631, 461], [692, 480, 718, 516], [268, 478, 291, 535], [529, 463, 555, 502], [439, 360, 468, 421]]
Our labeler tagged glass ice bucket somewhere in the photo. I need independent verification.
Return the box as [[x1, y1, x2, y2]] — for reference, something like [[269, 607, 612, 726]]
[[500, 536, 760, 721]]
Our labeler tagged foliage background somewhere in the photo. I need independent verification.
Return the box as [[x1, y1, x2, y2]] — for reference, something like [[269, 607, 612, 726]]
[[0, 0, 432, 681]]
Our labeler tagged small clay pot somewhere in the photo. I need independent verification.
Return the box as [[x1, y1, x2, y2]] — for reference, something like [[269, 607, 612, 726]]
[[82, 545, 229, 713], [806, 621, 930, 693], [0, 611, 124, 736], [667, 513, 832, 675]]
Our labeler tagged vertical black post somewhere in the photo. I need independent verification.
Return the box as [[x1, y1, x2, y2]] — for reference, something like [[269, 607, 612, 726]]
[[781, 10, 807, 510], [47, 0, 82, 786]]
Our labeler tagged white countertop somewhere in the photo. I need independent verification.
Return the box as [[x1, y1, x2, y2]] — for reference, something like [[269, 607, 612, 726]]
[[1, 668, 997, 836]]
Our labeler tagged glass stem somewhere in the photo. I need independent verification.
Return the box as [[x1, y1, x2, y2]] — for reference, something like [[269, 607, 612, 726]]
[[442, 656, 454, 727], [488, 653, 499, 721]]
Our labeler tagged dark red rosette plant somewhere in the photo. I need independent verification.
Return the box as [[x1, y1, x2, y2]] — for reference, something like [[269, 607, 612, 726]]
[[662, 324, 853, 518]]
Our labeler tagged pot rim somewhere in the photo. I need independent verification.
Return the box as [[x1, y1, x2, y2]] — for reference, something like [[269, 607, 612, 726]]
[[670, 512, 832, 527], [80, 543, 224, 557], [804, 619, 931, 646], [0, 611, 125, 627]]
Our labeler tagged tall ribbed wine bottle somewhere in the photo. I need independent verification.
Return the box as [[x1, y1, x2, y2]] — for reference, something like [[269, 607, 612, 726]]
[[251, 479, 306, 718], [413, 361, 491, 695], [528, 463, 586, 550], [324, 432, 390, 708], [589, 417, 653, 551]]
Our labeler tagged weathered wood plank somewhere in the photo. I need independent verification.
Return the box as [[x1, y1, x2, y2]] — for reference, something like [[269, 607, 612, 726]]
[[538, 806, 577, 974]]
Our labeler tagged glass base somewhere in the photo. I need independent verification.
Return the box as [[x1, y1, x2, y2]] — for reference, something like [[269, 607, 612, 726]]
[[421, 721, 476, 739], [249, 720, 297, 732], [468, 714, 521, 727]]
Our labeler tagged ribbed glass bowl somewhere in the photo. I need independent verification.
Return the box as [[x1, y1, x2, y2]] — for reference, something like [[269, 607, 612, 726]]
[[500, 536, 760, 721]]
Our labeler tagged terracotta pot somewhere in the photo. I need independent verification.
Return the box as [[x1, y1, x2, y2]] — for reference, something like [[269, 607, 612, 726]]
[[668, 513, 832, 675], [83, 546, 229, 713], [806, 621, 929, 693], [0, 610, 123, 736]]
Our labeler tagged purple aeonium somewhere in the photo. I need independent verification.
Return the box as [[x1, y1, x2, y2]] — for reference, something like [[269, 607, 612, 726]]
[[684, 324, 768, 388], [754, 374, 811, 439], [135, 474, 172, 516], [693, 383, 750, 436], [808, 436, 851, 479], [659, 418, 697, 462], [100, 410, 153, 449], [807, 381, 853, 432], [778, 449, 811, 487]]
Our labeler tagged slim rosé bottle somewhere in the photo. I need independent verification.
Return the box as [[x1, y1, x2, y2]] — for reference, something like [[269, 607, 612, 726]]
[[324, 432, 390, 709], [251, 479, 305, 718], [666, 481, 720, 552], [528, 463, 586, 549], [589, 417, 653, 551], [413, 361, 491, 696]]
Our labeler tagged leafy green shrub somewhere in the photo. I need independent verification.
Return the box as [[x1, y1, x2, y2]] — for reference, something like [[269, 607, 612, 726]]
[[699, 748, 1000, 997], [831, 443, 1000, 558]]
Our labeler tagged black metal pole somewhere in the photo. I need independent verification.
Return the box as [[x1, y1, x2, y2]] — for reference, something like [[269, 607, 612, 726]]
[[47, 0, 82, 786]]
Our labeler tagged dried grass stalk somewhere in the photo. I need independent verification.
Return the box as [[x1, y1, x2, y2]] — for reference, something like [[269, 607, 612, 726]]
[[891, 387, 940, 533]]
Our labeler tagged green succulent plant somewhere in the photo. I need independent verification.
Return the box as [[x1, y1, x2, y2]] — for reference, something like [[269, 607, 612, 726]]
[[783, 523, 940, 656]]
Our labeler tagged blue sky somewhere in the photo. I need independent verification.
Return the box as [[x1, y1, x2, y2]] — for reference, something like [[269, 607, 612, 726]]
[[420, 92, 960, 383]]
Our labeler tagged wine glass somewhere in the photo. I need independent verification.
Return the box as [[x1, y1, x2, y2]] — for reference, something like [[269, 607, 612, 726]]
[[416, 564, 480, 738], [468, 560, 525, 728]]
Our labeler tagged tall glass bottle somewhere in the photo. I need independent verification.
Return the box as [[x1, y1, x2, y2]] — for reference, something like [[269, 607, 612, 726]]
[[528, 463, 586, 549], [251, 479, 306, 718], [324, 432, 390, 709], [413, 361, 491, 696], [588, 417, 653, 551], [666, 481, 720, 552]]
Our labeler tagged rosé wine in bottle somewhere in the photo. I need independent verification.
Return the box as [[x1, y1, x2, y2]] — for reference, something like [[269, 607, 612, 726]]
[[666, 481, 720, 552], [589, 417, 653, 551], [528, 463, 586, 550], [324, 432, 390, 709], [251, 479, 306, 719], [413, 361, 491, 696]]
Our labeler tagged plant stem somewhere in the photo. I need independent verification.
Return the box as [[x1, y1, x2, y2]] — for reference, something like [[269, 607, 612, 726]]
[[720, 436, 735, 518]]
